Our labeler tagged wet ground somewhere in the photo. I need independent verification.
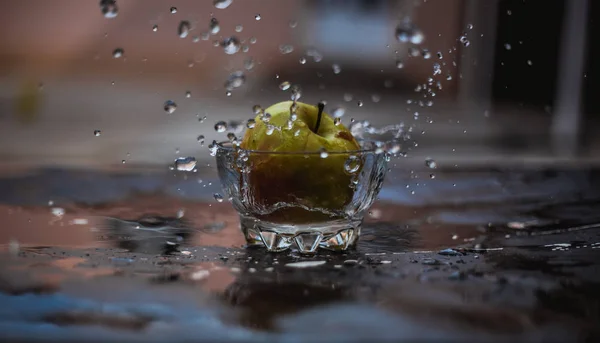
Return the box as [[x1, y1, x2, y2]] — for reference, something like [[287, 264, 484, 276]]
[[1, 164, 599, 342]]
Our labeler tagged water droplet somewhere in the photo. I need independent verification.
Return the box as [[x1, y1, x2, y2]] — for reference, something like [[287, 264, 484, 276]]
[[425, 158, 437, 169], [193, 135, 205, 147], [344, 93, 353, 102], [170, 6, 177, 14], [209, 18, 220, 34], [100, 0, 119, 18], [265, 124, 275, 135], [344, 156, 361, 174], [395, 60, 404, 69], [224, 71, 245, 90], [222, 36, 240, 54], [504, 43, 512, 50], [333, 118, 341, 126], [254, 14, 261, 20], [467, 23, 474, 30], [244, 57, 255, 70], [279, 44, 294, 54], [262, 112, 272, 123], [422, 50, 432, 59], [252, 105, 263, 115], [332, 64, 341, 74], [332, 107, 345, 118], [371, 94, 381, 103], [185, 91, 191, 98], [430, 173, 436, 179], [213, 0, 232, 9], [164, 100, 177, 114], [214, 121, 228, 133], [227, 132, 237, 141], [198, 115, 207, 123], [290, 85, 302, 101], [320, 149, 329, 158], [178, 20, 191, 38], [459, 35, 470, 47], [174, 157, 197, 172], [299, 57, 307, 64], [152, 24, 159, 32], [357, 100, 363, 107], [214, 193, 224, 202], [279, 81, 291, 91], [112, 48, 124, 58], [94, 130, 101, 137], [395, 22, 425, 44], [527, 60, 533, 66], [225, 91, 232, 96], [235, 25, 243, 32], [387, 142, 401, 154], [246, 119, 256, 128]]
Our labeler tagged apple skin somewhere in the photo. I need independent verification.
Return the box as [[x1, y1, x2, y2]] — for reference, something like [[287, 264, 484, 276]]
[[239, 101, 362, 224]]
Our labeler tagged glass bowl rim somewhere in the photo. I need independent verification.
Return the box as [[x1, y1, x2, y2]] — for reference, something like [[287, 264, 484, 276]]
[[215, 140, 382, 156]]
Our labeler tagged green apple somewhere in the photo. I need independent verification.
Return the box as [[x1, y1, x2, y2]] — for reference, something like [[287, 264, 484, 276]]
[[239, 101, 362, 224]]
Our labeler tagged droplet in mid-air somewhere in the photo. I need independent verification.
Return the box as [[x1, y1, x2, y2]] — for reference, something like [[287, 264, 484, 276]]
[[100, 0, 119, 18], [174, 157, 197, 172], [112, 48, 124, 58], [396, 60, 404, 69], [178, 20, 191, 38], [224, 71, 245, 90], [94, 130, 102, 137], [344, 156, 361, 174], [255, 14, 261, 20], [170, 6, 178, 14], [332, 107, 346, 118], [197, 135, 205, 145], [222, 36, 241, 54], [357, 100, 364, 107], [332, 64, 341, 74], [459, 35, 470, 47], [185, 91, 191, 98], [279, 44, 294, 54], [244, 58, 255, 70], [213, 0, 233, 9], [152, 24, 159, 32], [395, 22, 425, 45], [279, 81, 291, 91], [209, 18, 220, 34], [214, 121, 228, 133], [425, 158, 437, 169], [252, 105, 263, 115], [164, 100, 177, 114], [214, 193, 224, 202]]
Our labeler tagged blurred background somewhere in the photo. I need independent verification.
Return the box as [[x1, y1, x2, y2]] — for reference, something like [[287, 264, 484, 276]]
[[0, 0, 596, 174]]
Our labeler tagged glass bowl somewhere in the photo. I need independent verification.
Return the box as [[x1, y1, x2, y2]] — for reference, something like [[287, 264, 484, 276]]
[[214, 140, 388, 253]]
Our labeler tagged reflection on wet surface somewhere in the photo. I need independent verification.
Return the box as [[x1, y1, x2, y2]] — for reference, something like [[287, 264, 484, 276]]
[[1, 167, 600, 342]]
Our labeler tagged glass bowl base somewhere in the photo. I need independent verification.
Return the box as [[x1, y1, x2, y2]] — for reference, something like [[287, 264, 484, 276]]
[[239, 215, 361, 253]]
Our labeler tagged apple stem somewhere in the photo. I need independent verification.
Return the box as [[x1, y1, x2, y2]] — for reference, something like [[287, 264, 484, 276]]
[[314, 102, 325, 133]]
